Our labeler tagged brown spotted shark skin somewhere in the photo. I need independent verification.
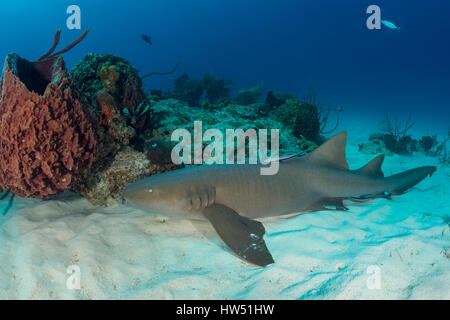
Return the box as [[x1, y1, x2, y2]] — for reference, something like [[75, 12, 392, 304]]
[[124, 132, 436, 267]]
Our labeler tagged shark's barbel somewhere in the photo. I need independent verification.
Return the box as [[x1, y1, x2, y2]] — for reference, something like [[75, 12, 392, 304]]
[[123, 132, 436, 267]]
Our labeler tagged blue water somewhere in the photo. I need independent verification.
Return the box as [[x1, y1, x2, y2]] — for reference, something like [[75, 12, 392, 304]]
[[1, 0, 449, 130]]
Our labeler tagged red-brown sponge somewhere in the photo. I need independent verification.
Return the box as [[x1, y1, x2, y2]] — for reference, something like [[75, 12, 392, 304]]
[[0, 53, 97, 198]]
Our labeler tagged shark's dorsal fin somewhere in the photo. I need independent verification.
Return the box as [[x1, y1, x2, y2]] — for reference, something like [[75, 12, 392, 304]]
[[306, 132, 349, 170], [355, 154, 385, 178]]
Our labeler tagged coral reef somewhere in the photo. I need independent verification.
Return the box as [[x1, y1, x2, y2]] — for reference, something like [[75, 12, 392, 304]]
[[360, 126, 449, 163], [71, 53, 152, 135], [358, 133, 393, 155], [235, 83, 264, 106], [70, 53, 145, 112], [302, 91, 341, 135], [359, 113, 429, 156], [201, 101, 213, 110], [145, 138, 179, 172], [317, 105, 341, 135], [150, 90, 162, 100], [173, 73, 204, 107], [264, 91, 289, 110], [419, 136, 437, 153], [17, 49, 331, 204], [99, 65, 120, 93], [272, 98, 320, 142], [382, 134, 417, 155], [94, 89, 136, 145], [123, 100, 151, 131], [421, 129, 449, 165], [0, 53, 96, 198], [71, 116, 143, 205], [380, 113, 415, 141], [77, 147, 156, 206], [0, 30, 337, 205], [359, 131, 423, 156], [202, 72, 233, 104], [69, 54, 155, 204], [143, 98, 316, 159], [371, 112, 417, 154]]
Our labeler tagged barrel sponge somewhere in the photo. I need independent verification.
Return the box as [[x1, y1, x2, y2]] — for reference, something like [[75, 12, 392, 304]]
[[0, 54, 97, 198]]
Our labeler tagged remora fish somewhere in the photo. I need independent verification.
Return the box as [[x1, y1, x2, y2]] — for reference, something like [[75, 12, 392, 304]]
[[382, 20, 401, 30], [123, 132, 436, 267]]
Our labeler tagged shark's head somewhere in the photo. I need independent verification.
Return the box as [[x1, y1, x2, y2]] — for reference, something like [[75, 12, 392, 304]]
[[123, 172, 195, 217]]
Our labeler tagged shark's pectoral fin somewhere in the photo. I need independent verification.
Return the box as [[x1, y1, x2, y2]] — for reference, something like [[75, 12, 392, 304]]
[[203, 204, 274, 267]]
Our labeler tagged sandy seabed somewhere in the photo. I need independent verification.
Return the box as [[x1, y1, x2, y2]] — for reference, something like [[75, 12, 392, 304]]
[[0, 122, 449, 300]]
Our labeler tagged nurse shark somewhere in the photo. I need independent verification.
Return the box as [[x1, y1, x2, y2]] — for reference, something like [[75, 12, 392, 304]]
[[123, 132, 436, 267]]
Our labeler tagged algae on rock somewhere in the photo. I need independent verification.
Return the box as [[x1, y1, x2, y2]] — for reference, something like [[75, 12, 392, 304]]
[[75, 147, 156, 206], [143, 98, 317, 160], [273, 98, 320, 142]]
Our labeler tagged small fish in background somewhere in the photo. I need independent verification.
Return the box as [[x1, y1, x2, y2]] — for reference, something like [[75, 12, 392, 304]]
[[382, 20, 401, 30], [142, 34, 152, 45]]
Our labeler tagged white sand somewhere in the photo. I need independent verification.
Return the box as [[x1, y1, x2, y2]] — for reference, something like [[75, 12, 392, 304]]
[[0, 122, 449, 299]]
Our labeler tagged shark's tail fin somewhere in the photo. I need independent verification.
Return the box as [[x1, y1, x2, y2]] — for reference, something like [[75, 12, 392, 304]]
[[385, 166, 436, 195], [353, 154, 435, 197], [304, 132, 435, 196]]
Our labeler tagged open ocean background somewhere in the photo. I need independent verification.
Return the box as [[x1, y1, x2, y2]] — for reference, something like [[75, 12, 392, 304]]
[[1, 0, 449, 132]]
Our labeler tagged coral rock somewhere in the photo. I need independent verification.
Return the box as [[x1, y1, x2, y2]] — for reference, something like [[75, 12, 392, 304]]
[[265, 91, 288, 109], [0, 53, 96, 198], [70, 53, 145, 113], [173, 73, 204, 107], [358, 138, 392, 155], [236, 83, 264, 106], [273, 99, 320, 142], [99, 65, 120, 93], [78, 147, 155, 206], [145, 98, 317, 157], [202, 72, 232, 104]]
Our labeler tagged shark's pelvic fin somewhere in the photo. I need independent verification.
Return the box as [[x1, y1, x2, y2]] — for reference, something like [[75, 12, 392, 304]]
[[349, 192, 392, 202], [309, 197, 349, 212], [354, 154, 385, 178], [306, 132, 349, 170], [203, 204, 274, 267]]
